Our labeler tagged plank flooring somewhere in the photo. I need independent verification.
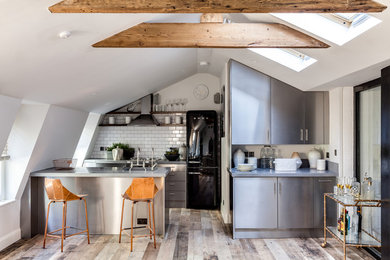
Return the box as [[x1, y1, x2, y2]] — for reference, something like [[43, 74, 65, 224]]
[[0, 209, 374, 260]]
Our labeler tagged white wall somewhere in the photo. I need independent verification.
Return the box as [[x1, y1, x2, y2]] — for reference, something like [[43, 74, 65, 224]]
[[328, 87, 355, 177], [156, 73, 221, 112], [0, 200, 20, 251], [0, 95, 21, 153], [74, 113, 101, 166], [86, 73, 221, 159], [30, 105, 88, 172], [6, 105, 88, 199], [220, 64, 231, 224], [6, 104, 50, 200]]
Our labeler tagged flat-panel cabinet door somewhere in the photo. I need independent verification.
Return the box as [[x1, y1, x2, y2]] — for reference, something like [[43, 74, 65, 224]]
[[278, 178, 314, 229], [230, 61, 271, 145], [234, 178, 277, 229], [305, 92, 325, 144], [314, 178, 336, 228], [271, 79, 305, 144]]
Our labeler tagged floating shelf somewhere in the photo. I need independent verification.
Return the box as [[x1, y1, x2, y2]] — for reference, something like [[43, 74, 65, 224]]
[[105, 112, 140, 115], [99, 124, 128, 127], [159, 124, 186, 127], [152, 111, 186, 114]]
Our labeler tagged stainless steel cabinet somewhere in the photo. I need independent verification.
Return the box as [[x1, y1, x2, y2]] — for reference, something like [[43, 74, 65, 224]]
[[278, 177, 314, 229], [234, 178, 277, 229], [159, 163, 186, 208], [304, 92, 329, 144], [314, 178, 336, 228], [230, 60, 271, 145], [271, 78, 305, 144]]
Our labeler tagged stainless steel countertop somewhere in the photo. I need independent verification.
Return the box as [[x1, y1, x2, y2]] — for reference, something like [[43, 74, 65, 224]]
[[229, 168, 338, 177], [31, 167, 169, 178], [84, 159, 186, 164]]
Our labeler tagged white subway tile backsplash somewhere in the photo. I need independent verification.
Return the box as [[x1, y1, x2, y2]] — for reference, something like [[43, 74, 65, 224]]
[[90, 126, 186, 159]]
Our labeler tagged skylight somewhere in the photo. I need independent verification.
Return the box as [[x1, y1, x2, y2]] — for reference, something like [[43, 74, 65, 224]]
[[272, 13, 381, 46], [249, 48, 317, 72]]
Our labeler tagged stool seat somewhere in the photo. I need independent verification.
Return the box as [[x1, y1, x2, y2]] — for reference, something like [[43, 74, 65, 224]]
[[119, 177, 158, 252], [43, 178, 90, 252]]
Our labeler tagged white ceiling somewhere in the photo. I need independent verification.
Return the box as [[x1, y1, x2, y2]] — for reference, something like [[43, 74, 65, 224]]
[[1, 0, 389, 113]]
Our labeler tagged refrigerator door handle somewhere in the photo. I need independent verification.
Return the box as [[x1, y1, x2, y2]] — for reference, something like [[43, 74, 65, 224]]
[[188, 172, 201, 175]]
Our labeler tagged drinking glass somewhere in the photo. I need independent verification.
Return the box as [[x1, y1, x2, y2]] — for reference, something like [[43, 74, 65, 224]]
[[166, 99, 172, 112]]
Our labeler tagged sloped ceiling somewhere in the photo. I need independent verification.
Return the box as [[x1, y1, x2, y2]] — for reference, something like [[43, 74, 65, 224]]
[[0, 0, 389, 113]]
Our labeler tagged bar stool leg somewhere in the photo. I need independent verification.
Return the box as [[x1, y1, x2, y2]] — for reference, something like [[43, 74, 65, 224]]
[[64, 202, 67, 240], [147, 201, 152, 239], [61, 202, 66, 252], [119, 198, 125, 243], [151, 200, 156, 249], [43, 201, 53, 249], [130, 201, 134, 252], [82, 198, 90, 244]]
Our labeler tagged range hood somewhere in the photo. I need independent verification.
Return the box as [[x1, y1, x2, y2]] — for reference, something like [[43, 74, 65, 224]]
[[129, 94, 160, 126]]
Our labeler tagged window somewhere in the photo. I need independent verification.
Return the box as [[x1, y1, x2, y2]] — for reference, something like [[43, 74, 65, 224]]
[[249, 48, 317, 72], [0, 144, 10, 201], [272, 13, 381, 46]]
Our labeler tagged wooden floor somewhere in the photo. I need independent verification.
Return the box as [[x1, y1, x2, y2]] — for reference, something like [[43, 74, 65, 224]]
[[0, 209, 374, 260]]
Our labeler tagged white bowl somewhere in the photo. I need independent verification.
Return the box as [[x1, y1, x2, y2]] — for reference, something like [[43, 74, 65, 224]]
[[237, 163, 256, 172]]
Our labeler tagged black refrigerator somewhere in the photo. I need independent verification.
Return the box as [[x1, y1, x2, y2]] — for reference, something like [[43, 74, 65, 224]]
[[186, 110, 219, 209]]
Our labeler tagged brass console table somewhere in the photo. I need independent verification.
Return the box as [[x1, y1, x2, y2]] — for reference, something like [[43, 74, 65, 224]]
[[321, 193, 382, 260]]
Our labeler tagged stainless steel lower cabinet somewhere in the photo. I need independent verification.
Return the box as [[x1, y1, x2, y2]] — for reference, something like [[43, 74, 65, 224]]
[[160, 163, 186, 208], [278, 177, 314, 229], [232, 176, 336, 239], [234, 178, 277, 229], [314, 178, 336, 228]]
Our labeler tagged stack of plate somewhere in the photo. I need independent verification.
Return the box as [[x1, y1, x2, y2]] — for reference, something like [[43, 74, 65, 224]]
[[237, 163, 256, 172]]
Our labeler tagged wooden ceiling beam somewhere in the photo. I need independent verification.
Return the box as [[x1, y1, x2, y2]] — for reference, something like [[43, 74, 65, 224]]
[[92, 23, 330, 48], [200, 13, 224, 23], [49, 0, 386, 13]]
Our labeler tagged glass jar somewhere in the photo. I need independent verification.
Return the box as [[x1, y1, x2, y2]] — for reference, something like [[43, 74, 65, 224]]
[[361, 173, 375, 200]]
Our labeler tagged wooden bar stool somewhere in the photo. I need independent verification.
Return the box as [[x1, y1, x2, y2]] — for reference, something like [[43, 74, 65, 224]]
[[43, 178, 90, 252], [119, 177, 158, 252]]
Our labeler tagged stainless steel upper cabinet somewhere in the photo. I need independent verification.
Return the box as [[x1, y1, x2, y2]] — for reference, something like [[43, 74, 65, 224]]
[[304, 92, 329, 144], [230, 61, 270, 145], [271, 78, 305, 144]]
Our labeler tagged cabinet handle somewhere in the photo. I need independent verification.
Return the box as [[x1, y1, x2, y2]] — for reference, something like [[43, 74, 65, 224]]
[[279, 182, 282, 195], [300, 129, 304, 141], [318, 179, 332, 183], [267, 129, 270, 143], [274, 182, 276, 197], [305, 129, 309, 142]]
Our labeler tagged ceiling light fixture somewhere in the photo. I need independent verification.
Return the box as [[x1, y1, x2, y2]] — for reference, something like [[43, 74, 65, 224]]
[[58, 31, 71, 39], [199, 61, 209, 66]]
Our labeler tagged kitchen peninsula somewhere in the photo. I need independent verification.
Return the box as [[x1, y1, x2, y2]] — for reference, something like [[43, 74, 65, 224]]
[[30, 167, 169, 237]]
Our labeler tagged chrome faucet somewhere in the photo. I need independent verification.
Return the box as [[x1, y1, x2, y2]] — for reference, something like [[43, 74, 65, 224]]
[[151, 148, 157, 171]]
